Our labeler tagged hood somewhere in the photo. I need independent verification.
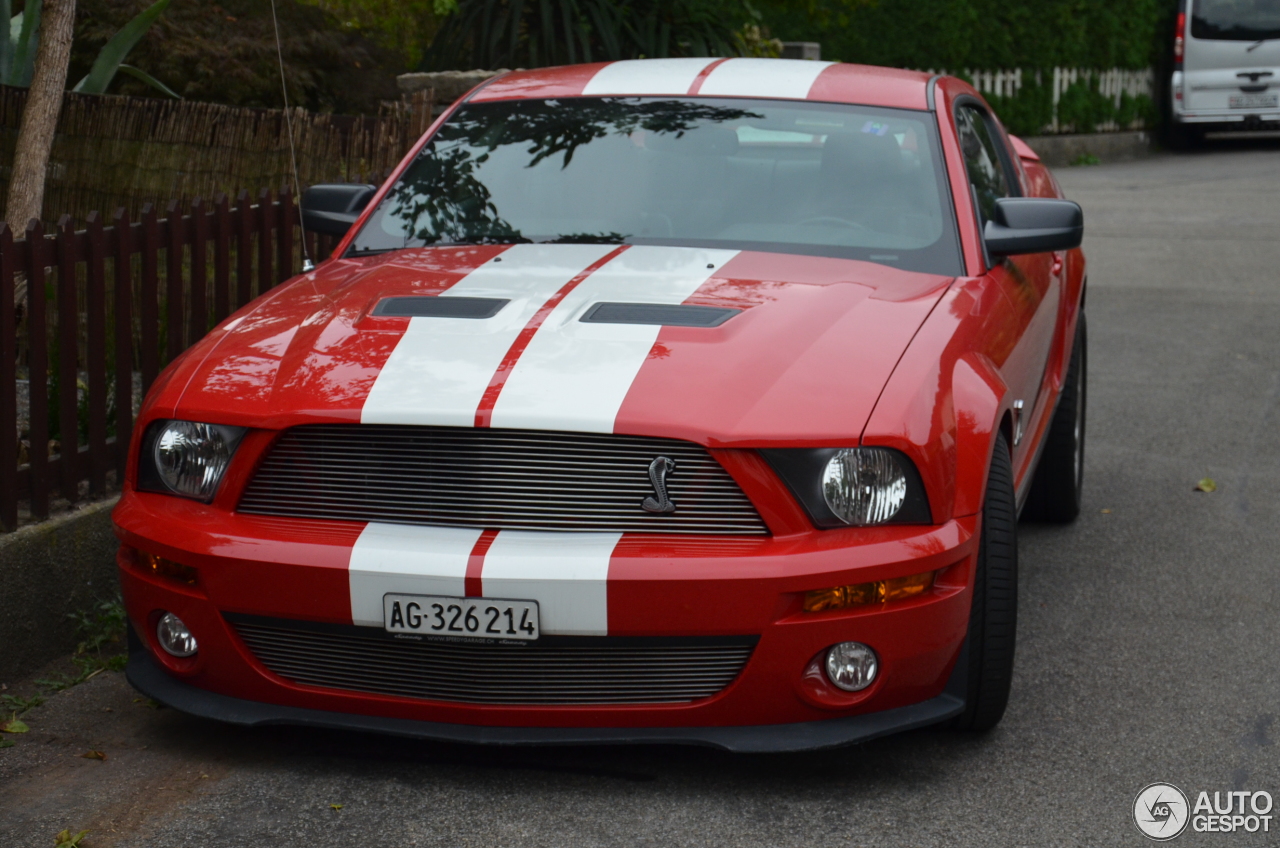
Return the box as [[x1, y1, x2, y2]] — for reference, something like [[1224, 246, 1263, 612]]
[[167, 244, 952, 446]]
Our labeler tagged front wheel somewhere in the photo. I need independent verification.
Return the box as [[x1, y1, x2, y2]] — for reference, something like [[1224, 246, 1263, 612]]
[[1024, 314, 1087, 522], [952, 432, 1018, 732]]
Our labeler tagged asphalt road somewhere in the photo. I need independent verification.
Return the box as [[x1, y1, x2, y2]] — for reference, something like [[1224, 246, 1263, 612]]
[[3, 141, 1280, 847]]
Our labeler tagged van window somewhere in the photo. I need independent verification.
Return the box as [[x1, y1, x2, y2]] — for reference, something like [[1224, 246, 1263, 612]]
[[1192, 0, 1280, 41]]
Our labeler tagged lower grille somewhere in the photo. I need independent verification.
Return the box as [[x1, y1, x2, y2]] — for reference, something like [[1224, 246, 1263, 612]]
[[230, 615, 757, 705]]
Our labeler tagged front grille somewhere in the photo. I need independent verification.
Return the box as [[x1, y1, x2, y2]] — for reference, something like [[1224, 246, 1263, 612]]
[[230, 615, 757, 705], [238, 425, 767, 534]]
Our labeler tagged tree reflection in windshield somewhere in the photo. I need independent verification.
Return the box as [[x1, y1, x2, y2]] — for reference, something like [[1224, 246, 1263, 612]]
[[366, 99, 763, 248]]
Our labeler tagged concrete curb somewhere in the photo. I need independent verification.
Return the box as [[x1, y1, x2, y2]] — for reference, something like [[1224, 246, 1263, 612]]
[[0, 498, 120, 684], [1022, 130, 1153, 168]]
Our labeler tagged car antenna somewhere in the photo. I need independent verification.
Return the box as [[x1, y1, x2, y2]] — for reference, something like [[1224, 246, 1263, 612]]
[[269, 0, 315, 273]]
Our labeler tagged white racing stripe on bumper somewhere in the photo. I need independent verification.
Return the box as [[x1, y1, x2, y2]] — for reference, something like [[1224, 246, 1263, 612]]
[[348, 523, 482, 627], [360, 244, 619, 426], [698, 58, 835, 99], [582, 58, 719, 95], [481, 531, 621, 636], [489, 246, 738, 433]]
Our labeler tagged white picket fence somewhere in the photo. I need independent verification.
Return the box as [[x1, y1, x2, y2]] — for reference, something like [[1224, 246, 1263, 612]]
[[923, 67, 1156, 133]]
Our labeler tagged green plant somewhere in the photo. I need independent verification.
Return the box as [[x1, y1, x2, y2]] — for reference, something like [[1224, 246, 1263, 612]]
[[1056, 75, 1114, 134], [0, 693, 46, 715], [756, 0, 1166, 72], [0, 0, 41, 87], [72, 0, 178, 97], [2, 0, 176, 95], [1070, 152, 1101, 166], [37, 598, 129, 692], [983, 71, 1054, 136]]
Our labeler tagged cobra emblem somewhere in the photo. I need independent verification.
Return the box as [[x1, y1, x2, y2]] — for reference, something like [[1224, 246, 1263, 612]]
[[642, 456, 677, 514]]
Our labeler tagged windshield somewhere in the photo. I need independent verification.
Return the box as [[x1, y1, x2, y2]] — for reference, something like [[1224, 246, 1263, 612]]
[[1192, 0, 1280, 40], [350, 97, 962, 275]]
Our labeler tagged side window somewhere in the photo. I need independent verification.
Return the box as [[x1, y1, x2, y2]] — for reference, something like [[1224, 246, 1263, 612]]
[[956, 105, 1013, 224]]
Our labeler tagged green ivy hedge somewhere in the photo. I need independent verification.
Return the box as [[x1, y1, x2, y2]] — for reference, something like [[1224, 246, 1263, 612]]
[[956, 73, 1158, 136], [759, 0, 1169, 72]]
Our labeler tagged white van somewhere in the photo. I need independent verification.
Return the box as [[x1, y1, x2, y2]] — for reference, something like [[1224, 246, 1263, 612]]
[[1171, 0, 1280, 141]]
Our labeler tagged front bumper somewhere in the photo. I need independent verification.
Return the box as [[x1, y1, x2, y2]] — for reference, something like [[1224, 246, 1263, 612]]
[[126, 628, 966, 752], [115, 490, 978, 743]]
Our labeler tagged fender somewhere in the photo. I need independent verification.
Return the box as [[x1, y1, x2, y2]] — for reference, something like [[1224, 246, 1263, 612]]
[[950, 353, 1009, 517], [862, 277, 1017, 523]]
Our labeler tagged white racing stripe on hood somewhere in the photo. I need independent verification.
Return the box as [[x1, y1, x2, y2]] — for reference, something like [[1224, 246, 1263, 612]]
[[348, 523, 482, 627], [360, 243, 619, 426], [698, 58, 835, 99], [481, 530, 621, 636], [582, 58, 719, 95], [489, 246, 738, 433]]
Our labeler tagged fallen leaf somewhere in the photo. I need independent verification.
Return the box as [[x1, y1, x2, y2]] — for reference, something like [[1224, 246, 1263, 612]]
[[1, 715, 29, 733], [80, 750, 106, 761], [1195, 478, 1217, 493], [54, 829, 90, 847], [0, 738, 14, 749], [1100, 508, 1112, 514], [330, 803, 344, 811], [200, 773, 209, 779]]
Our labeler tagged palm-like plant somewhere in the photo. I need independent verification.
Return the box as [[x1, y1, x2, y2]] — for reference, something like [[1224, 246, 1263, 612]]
[[0, 0, 178, 96]]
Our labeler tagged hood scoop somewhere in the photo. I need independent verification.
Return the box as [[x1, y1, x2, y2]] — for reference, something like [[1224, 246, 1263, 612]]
[[581, 302, 741, 328], [373, 296, 510, 319]]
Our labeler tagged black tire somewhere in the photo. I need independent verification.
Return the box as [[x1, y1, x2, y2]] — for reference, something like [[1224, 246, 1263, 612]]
[[1166, 121, 1204, 151], [952, 432, 1018, 732], [1024, 314, 1087, 523]]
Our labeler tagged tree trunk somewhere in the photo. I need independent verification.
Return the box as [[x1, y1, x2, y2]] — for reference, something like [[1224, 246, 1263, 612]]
[[5, 0, 77, 233]]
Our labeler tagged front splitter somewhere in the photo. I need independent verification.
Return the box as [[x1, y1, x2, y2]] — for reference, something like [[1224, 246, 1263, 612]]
[[126, 648, 964, 754]]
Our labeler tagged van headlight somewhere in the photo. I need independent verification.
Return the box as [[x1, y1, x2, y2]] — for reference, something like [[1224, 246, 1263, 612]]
[[139, 420, 246, 502], [761, 446, 931, 528]]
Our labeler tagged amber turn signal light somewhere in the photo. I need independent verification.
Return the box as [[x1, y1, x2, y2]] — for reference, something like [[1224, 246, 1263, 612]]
[[803, 570, 935, 613], [136, 549, 199, 586]]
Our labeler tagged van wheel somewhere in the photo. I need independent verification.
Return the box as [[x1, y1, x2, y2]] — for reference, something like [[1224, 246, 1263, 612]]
[[1167, 122, 1204, 151], [952, 432, 1018, 732], [1024, 315, 1087, 523]]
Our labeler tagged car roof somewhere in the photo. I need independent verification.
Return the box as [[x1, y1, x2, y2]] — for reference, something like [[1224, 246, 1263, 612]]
[[469, 58, 934, 111]]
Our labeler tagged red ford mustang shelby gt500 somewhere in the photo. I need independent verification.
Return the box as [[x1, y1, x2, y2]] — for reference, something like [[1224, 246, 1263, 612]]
[[115, 58, 1086, 752]]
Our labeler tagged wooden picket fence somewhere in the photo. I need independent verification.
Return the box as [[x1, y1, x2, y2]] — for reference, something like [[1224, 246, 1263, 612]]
[[0, 85, 429, 226], [0, 189, 339, 531], [924, 66, 1156, 133]]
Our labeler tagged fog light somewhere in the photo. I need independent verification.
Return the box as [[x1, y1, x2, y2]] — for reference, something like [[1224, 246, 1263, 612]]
[[825, 642, 878, 692], [156, 612, 198, 657]]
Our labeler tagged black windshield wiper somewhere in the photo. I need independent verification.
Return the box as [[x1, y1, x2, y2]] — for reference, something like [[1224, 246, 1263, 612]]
[[345, 246, 398, 256], [1247, 37, 1280, 51], [541, 233, 630, 245]]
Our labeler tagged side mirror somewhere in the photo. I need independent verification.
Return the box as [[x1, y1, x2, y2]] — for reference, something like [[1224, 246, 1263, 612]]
[[984, 197, 1083, 256], [300, 184, 378, 238]]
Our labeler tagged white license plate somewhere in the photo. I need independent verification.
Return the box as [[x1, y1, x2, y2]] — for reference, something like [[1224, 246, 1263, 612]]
[[1229, 93, 1279, 109], [383, 593, 540, 641]]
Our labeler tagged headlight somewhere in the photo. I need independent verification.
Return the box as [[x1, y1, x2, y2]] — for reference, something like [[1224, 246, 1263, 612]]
[[761, 446, 931, 528], [822, 448, 907, 525], [138, 420, 246, 501]]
